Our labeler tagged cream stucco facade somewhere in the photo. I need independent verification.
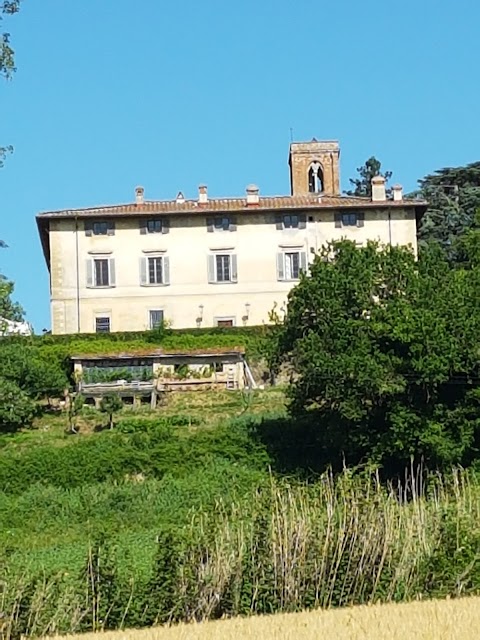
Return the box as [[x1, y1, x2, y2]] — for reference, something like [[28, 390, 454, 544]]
[[37, 140, 426, 335]]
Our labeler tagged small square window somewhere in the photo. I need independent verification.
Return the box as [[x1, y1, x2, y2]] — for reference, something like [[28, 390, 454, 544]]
[[214, 216, 230, 231], [342, 213, 358, 227], [147, 219, 162, 234], [95, 317, 110, 333], [283, 214, 299, 229], [93, 221, 108, 235]]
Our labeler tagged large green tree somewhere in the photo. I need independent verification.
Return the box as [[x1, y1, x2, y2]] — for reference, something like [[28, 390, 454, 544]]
[[276, 240, 480, 473], [415, 163, 480, 261], [345, 156, 392, 198]]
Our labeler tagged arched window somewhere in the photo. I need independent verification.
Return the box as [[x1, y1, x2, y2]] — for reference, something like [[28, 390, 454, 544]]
[[308, 162, 324, 193]]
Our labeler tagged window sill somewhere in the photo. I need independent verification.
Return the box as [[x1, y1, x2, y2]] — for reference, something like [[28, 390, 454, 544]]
[[208, 281, 238, 285], [140, 283, 170, 287], [86, 285, 116, 289], [277, 278, 300, 282]]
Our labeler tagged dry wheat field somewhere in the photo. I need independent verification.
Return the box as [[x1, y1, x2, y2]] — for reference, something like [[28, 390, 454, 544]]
[[45, 596, 480, 640]]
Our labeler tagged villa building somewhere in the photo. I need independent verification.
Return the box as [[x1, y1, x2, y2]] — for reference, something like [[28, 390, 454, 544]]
[[37, 139, 427, 334]]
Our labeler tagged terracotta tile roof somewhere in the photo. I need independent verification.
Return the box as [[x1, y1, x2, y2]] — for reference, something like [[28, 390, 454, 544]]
[[37, 193, 427, 220], [71, 346, 246, 360]]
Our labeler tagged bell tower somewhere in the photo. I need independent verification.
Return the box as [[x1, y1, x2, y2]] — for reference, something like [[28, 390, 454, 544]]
[[289, 139, 340, 196]]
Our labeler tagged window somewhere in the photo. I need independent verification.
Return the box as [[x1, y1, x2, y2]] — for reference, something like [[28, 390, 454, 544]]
[[215, 318, 235, 328], [149, 309, 164, 329], [208, 253, 238, 283], [277, 251, 307, 281], [93, 221, 108, 235], [140, 218, 169, 234], [148, 257, 163, 284], [140, 255, 170, 286], [342, 212, 358, 226], [207, 216, 236, 232], [94, 259, 110, 287], [275, 214, 306, 230], [85, 220, 115, 236], [334, 212, 365, 228], [308, 162, 324, 193], [95, 317, 110, 333], [216, 255, 230, 282], [147, 219, 162, 234], [87, 258, 115, 288]]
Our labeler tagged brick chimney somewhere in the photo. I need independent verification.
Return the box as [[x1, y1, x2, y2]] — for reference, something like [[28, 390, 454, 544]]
[[371, 176, 386, 202], [135, 186, 145, 205], [246, 184, 259, 206], [198, 184, 208, 204], [392, 184, 403, 202]]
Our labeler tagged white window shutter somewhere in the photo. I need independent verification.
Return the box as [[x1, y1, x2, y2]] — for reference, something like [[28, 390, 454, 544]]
[[276, 253, 285, 280], [139, 219, 147, 235], [86, 259, 93, 287], [162, 218, 170, 234], [357, 212, 365, 228], [231, 254, 238, 282], [300, 251, 307, 274], [298, 214, 307, 229], [207, 254, 216, 283], [140, 257, 147, 285], [163, 256, 170, 285], [107, 220, 115, 236], [109, 258, 116, 286]]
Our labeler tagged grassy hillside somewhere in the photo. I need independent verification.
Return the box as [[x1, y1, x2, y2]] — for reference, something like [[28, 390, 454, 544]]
[[1, 388, 480, 638], [45, 597, 480, 640]]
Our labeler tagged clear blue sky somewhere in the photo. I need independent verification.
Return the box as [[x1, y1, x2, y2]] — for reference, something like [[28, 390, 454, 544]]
[[1, 0, 479, 331]]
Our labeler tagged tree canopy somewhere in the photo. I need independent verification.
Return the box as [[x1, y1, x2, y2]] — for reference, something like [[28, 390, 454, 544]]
[[275, 239, 480, 473], [345, 156, 392, 198], [416, 163, 480, 262]]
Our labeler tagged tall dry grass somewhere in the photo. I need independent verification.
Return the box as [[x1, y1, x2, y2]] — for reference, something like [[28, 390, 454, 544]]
[[1, 467, 480, 638]]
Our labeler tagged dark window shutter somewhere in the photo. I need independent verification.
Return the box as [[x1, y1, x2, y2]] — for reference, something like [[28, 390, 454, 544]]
[[107, 220, 115, 236], [207, 217, 214, 233], [162, 218, 170, 234], [334, 213, 342, 228], [229, 217, 237, 232], [275, 214, 283, 230], [298, 214, 307, 229], [357, 212, 365, 228], [139, 219, 147, 235], [85, 221, 93, 237]]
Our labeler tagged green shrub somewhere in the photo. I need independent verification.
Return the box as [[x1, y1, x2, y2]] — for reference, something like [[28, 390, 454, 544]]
[[0, 378, 37, 432]]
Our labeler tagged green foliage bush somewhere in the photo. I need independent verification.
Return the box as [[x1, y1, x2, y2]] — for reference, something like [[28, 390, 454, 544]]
[[0, 378, 37, 432], [275, 239, 480, 473], [0, 416, 271, 494]]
